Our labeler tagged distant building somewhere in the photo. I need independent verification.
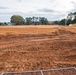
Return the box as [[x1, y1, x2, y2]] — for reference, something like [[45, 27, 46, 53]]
[[7, 22, 15, 26]]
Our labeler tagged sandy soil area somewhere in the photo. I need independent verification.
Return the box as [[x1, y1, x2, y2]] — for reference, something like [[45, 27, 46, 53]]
[[0, 25, 76, 74]]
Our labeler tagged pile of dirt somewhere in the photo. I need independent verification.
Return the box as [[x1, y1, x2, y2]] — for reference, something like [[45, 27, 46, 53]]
[[72, 24, 76, 27], [52, 29, 75, 36]]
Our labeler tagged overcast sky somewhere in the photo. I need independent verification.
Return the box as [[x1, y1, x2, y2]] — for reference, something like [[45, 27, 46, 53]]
[[0, 0, 76, 22]]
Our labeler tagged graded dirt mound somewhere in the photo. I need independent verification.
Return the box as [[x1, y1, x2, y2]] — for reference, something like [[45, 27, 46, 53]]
[[72, 24, 76, 27], [52, 29, 75, 35], [0, 26, 76, 74]]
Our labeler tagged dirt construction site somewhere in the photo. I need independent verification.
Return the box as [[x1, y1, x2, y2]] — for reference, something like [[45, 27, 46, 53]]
[[0, 25, 76, 74]]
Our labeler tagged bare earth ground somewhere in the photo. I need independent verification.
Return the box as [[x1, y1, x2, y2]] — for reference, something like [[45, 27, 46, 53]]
[[0, 25, 76, 74]]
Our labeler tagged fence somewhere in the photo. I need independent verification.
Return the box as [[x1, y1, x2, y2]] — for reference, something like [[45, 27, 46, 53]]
[[1, 67, 76, 75]]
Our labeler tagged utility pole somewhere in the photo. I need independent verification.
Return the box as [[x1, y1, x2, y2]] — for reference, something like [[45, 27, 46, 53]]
[[65, 19, 67, 26]]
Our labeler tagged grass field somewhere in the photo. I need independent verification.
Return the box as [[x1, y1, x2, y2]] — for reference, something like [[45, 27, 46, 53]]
[[0, 25, 76, 74]]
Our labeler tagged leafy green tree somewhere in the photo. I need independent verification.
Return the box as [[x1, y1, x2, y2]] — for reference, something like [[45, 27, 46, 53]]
[[39, 17, 48, 25], [32, 16, 35, 24], [54, 21, 60, 25], [10, 15, 25, 25], [32, 16, 39, 25], [25, 17, 32, 25], [67, 19, 72, 25], [0, 22, 2, 25], [35, 17, 38, 22], [59, 19, 65, 25], [74, 12, 76, 15], [72, 16, 76, 24], [0, 22, 7, 26]]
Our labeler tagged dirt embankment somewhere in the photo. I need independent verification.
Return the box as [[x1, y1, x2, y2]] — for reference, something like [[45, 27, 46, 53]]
[[0, 26, 76, 74]]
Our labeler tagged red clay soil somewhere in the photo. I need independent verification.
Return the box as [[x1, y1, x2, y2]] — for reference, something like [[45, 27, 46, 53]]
[[0, 25, 76, 74]]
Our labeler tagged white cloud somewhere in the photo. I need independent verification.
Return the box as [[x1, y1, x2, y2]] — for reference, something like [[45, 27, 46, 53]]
[[0, 0, 76, 22]]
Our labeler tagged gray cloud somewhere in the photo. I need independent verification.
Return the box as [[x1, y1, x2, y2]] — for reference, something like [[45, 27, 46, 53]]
[[71, 1, 76, 7], [38, 8, 55, 13], [70, 1, 76, 13], [0, 11, 65, 22], [0, 12, 26, 15], [0, 7, 8, 9], [0, 11, 26, 22], [0, 10, 66, 22], [17, 0, 22, 2]]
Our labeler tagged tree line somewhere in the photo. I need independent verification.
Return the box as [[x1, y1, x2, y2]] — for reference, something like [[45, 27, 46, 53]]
[[10, 15, 48, 25], [10, 12, 76, 25], [54, 12, 76, 25], [0, 22, 8, 26], [0, 12, 76, 26]]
